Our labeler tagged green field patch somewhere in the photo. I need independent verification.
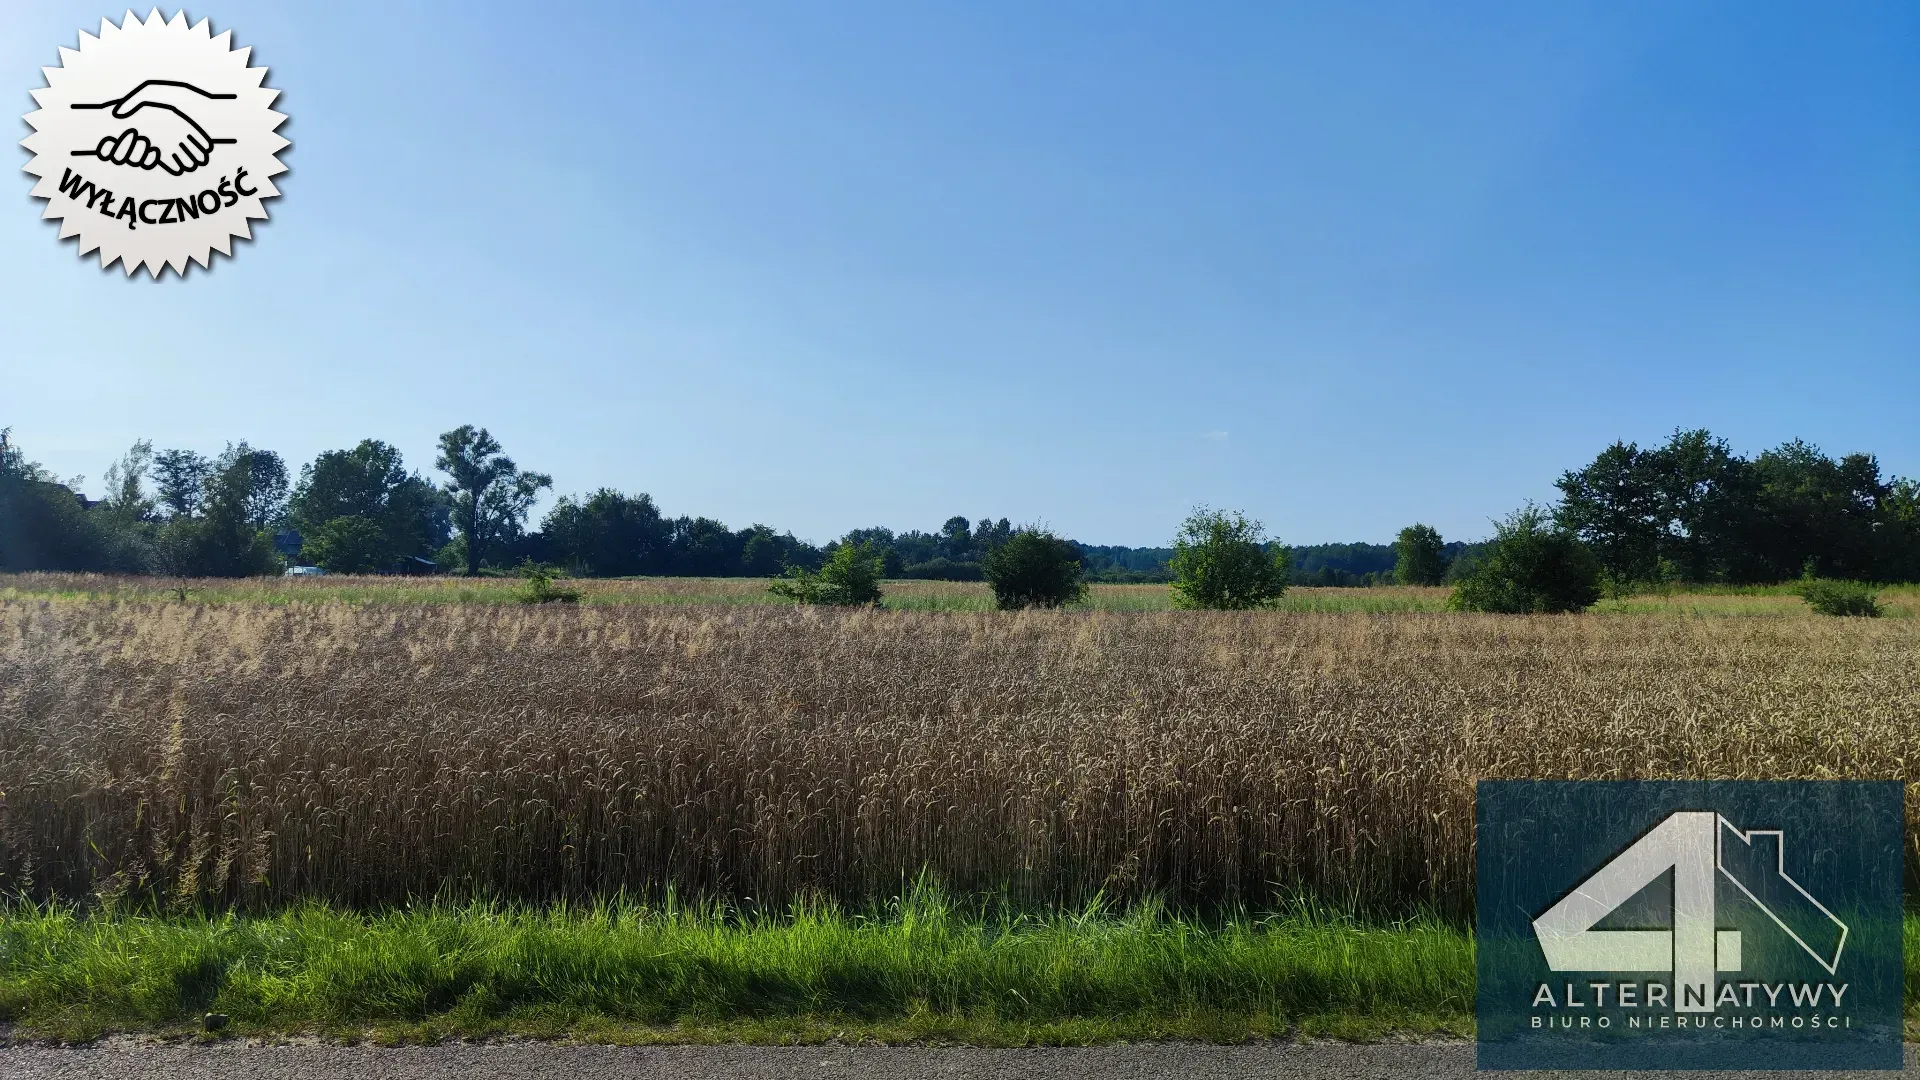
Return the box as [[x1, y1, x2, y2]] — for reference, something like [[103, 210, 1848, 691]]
[[0, 898, 1473, 1044]]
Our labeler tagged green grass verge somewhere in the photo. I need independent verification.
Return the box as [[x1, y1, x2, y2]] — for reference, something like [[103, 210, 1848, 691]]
[[0, 898, 1473, 1045], [9, 900, 1920, 1045]]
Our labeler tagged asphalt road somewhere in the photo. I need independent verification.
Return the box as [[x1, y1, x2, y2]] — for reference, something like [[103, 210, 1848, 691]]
[[0, 1043, 1914, 1079]]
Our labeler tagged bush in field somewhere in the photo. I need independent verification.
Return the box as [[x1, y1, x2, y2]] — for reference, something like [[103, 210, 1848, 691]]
[[1798, 578, 1881, 617], [1448, 505, 1602, 613], [982, 528, 1086, 610], [770, 541, 885, 606], [516, 561, 582, 604], [1169, 507, 1288, 610]]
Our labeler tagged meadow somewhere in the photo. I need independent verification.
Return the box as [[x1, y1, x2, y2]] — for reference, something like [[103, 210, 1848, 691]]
[[0, 571, 1454, 613], [3, 572, 1916, 1040]]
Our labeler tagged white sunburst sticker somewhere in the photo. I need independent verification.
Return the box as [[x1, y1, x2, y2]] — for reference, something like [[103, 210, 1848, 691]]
[[22, 9, 289, 277]]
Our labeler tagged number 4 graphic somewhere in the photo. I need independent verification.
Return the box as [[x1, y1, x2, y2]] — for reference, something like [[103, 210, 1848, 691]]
[[1532, 811, 1848, 1013]]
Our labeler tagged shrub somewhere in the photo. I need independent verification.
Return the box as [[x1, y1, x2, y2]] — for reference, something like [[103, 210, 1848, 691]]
[[769, 542, 885, 606], [1168, 507, 1288, 610], [516, 561, 582, 604], [1448, 505, 1602, 613], [982, 528, 1086, 610], [897, 557, 983, 581], [1798, 578, 1881, 617]]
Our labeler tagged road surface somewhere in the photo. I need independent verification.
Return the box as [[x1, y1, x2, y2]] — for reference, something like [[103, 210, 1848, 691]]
[[1, 1043, 1913, 1079]]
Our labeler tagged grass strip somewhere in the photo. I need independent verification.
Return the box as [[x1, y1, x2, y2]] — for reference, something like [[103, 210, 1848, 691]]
[[9, 901, 1919, 1045], [0, 899, 1472, 1044]]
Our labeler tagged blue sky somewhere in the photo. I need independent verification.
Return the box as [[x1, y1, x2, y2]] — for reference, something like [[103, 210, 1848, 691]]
[[6, 3, 1916, 547]]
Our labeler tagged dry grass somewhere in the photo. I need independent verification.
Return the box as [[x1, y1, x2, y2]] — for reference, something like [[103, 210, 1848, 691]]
[[2, 585, 1916, 916], [0, 572, 1452, 613]]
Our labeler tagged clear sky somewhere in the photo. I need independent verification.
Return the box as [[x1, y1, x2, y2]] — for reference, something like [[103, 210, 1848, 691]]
[[6, 3, 1916, 547]]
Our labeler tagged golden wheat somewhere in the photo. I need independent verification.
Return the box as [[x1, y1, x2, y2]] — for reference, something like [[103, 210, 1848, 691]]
[[2, 590, 1915, 914]]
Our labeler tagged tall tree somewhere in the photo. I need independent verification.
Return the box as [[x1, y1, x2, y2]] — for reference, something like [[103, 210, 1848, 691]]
[[214, 442, 289, 532], [1554, 441, 1669, 586], [1392, 523, 1450, 586], [0, 429, 104, 571], [665, 516, 738, 576], [972, 516, 1013, 554], [1744, 441, 1888, 581], [1646, 429, 1751, 582], [92, 440, 158, 572], [938, 516, 973, 561], [154, 450, 281, 577], [1876, 478, 1920, 583], [739, 524, 817, 576], [100, 440, 155, 521], [290, 440, 447, 569], [435, 425, 552, 575], [542, 489, 667, 577], [152, 449, 211, 519]]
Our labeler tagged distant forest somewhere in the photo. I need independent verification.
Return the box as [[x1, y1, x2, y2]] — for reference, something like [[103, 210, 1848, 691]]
[[3, 426, 1916, 587]]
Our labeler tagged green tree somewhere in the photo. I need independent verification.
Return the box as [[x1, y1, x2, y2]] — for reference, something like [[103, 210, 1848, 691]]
[[982, 528, 1086, 609], [214, 442, 289, 532], [99, 440, 155, 521], [1448, 505, 1602, 613], [938, 516, 974, 561], [1554, 441, 1665, 586], [1392, 523, 1449, 585], [435, 425, 552, 575], [1877, 478, 1920, 583], [1168, 507, 1289, 610], [0, 429, 105, 571], [972, 516, 1014, 554], [542, 489, 667, 577], [91, 440, 158, 572], [291, 440, 449, 569], [1740, 440, 1887, 582], [301, 515, 391, 573], [740, 524, 819, 577], [154, 450, 282, 577], [1648, 429, 1752, 582], [768, 541, 884, 606], [152, 448, 211, 519]]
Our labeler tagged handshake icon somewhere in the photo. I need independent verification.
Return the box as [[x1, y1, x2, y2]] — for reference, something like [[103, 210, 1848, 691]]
[[70, 79, 238, 176]]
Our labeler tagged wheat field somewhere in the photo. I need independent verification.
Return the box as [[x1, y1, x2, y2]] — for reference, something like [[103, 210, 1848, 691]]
[[2, 583, 1915, 916]]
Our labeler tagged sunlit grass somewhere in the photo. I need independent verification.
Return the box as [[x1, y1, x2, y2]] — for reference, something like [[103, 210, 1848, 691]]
[[1591, 582, 1919, 618], [0, 895, 1474, 1044], [7, 899, 1920, 1044]]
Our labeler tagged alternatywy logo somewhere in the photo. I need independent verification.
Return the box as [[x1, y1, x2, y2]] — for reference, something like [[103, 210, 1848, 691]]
[[22, 10, 288, 277], [1476, 781, 1902, 1071], [1533, 811, 1848, 1014]]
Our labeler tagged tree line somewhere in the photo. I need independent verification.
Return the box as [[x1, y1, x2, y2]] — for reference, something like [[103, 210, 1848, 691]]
[[3, 425, 1916, 599]]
